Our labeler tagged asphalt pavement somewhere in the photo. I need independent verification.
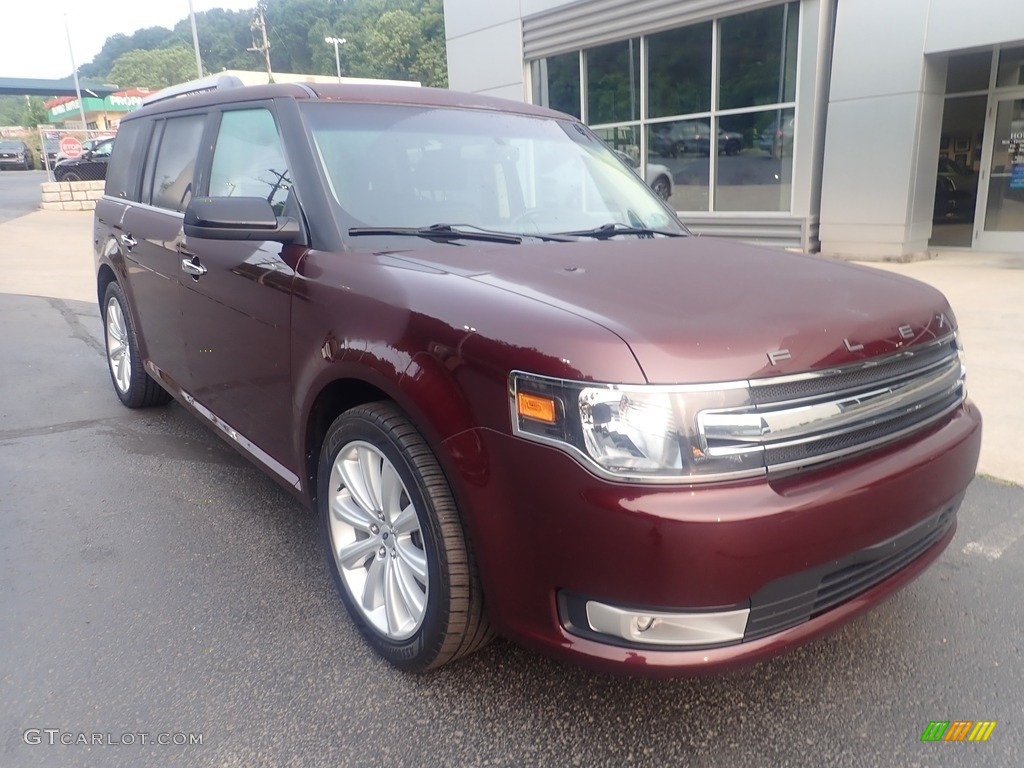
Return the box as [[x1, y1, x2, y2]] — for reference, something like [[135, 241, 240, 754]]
[[0, 170, 45, 223], [1, 189, 1022, 767]]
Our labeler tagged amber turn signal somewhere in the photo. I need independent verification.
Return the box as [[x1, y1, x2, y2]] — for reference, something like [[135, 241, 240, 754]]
[[517, 392, 557, 424]]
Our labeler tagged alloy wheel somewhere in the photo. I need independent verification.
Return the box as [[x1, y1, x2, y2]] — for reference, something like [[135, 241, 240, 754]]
[[327, 441, 428, 640], [105, 297, 131, 394]]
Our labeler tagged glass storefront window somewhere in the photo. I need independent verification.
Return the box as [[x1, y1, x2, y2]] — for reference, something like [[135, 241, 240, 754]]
[[719, 2, 798, 110], [530, 2, 801, 215], [647, 121, 709, 211], [648, 23, 712, 118], [946, 51, 992, 94], [996, 46, 1024, 88], [586, 38, 640, 125], [982, 98, 1024, 233], [531, 53, 581, 118], [715, 110, 793, 212]]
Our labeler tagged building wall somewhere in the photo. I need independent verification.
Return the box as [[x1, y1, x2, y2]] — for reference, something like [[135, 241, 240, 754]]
[[819, 0, 1024, 258], [445, 0, 1024, 256], [924, 0, 1024, 54], [444, 0, 527, 99]]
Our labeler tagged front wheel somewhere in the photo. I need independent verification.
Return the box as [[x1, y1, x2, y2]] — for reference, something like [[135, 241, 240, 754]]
[[318, 402, 491, 671], [102, 282, 171, 408], [651, 175, 671, 201]]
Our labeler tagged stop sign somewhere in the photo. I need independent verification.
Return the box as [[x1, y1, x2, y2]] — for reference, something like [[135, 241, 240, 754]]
[[59, 136, 83, 158]]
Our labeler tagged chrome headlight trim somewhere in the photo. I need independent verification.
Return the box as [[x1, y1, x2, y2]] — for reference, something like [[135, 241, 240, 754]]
[[509, 331, 964, 485]]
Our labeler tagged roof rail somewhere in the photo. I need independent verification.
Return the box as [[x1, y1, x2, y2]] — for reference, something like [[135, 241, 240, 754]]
[[141, 74, 245, 106]]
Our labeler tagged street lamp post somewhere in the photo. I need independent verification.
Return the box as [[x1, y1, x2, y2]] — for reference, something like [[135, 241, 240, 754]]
[[324, 36, 346, 83], [63, 15, 88, 131]]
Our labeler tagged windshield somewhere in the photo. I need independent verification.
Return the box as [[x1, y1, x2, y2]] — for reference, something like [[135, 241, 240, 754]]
[[301, 103, 684, 238], [0, 141, 23, 150]]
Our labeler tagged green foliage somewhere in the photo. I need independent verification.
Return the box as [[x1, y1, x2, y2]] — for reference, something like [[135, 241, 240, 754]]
[[108, 47, 202, 90], [79, 27, 181, 80], [80, 0, 449, 89], [0, 95, 49, 127]]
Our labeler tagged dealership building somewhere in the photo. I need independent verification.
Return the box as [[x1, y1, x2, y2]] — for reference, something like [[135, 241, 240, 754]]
[[443, 0, 1024, 258]]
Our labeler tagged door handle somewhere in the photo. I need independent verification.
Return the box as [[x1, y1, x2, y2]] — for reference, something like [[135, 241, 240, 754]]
[[120, 233, 137, 250], [181, 257, 208, 278]]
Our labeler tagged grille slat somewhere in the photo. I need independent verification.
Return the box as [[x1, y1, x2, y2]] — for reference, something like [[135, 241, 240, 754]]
[[750, 338, 957, 405], [699, 334, 965, 474], [744, 502, 960, 642]]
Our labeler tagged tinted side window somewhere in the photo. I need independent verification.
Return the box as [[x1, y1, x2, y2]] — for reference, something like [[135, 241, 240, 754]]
[[104, 120, 145, 201], [209, 109, 290, 212], [151, 114, 206, 212]]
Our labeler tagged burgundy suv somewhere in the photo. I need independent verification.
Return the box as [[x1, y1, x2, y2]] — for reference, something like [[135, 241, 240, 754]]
[[93, 80, 981, 676]]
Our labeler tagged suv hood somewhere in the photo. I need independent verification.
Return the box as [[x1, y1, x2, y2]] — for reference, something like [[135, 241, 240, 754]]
[[389, 237, 954, 384]]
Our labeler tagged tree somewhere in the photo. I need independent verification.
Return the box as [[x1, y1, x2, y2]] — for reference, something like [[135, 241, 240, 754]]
[[108, 47, 201, 89], [0, 96, 48, 127], [79, 27, 177, 79], [78, 0, 451, 88], [365, 10, 420, 81]]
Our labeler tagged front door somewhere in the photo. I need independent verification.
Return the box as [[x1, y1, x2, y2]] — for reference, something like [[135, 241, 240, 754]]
[[974, 92, 1024, 250], [179, 105, 300, 479]]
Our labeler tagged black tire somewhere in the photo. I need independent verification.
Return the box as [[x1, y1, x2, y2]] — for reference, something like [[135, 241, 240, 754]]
[[101, 281, 172, 408], [61, 171, 82, 182], [651, 175, 671, 201], [318, 402, 491, 672]]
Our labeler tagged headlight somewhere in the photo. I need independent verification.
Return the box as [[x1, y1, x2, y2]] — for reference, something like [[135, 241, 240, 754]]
[[511, 372, 764, 483]]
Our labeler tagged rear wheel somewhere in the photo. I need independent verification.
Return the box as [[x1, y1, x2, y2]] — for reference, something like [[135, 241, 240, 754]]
[[61, 171, 82, 182], [102, 282, 171, 408], [318, 402, 491, 671]]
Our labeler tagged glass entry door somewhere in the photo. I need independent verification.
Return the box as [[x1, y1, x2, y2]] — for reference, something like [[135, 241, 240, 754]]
[[975, 93, 1024, 250]]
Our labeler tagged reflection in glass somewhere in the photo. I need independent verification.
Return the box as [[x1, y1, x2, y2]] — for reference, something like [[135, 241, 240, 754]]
[[531, 53, 581, 118], [210, 109, 290, 211], [715, 111, 793, 212], [594, 125, 674, 201], [996, 46, 1024, 88], [982, 98, 1024, 233], [648, 23, 712, 118], [930, 96, 983, 247], [946, 51, 991, 94], [586, 38, 640, 125], [303, 103, 681, 235], [719, 2, 799, 110], [591, 125, 640, 161], [647, 122, 709, 211]]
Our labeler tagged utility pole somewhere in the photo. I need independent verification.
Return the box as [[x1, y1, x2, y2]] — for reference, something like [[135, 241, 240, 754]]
[[248, 1, 273, 82], [188, 0, 204, 79]]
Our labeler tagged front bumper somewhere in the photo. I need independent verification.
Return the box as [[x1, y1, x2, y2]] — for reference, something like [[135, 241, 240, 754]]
[[444, 401, 981, 676]]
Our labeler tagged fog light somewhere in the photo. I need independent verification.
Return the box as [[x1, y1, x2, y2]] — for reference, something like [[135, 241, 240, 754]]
[[586, 601, 749, 647], [635, 615, 656, 633]]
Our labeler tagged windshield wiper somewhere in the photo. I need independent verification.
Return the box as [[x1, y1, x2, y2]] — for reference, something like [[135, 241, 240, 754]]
[[349, 223, 522, 245], [556, 223, 686, 240]]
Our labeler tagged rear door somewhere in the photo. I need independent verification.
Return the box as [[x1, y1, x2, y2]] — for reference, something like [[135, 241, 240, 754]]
[[178, 104, 303, 478], [120, 113, 208, 389]]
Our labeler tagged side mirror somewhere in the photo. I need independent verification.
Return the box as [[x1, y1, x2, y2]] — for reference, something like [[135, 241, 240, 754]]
[[183, 196, 303, 244]]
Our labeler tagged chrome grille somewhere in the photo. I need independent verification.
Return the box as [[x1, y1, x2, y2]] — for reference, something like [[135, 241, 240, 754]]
[[698, 333, 965, 474], [749, 338, 957, 405]]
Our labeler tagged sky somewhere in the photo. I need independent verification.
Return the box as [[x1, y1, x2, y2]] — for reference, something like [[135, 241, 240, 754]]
[[0, 1, 257, 80]]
